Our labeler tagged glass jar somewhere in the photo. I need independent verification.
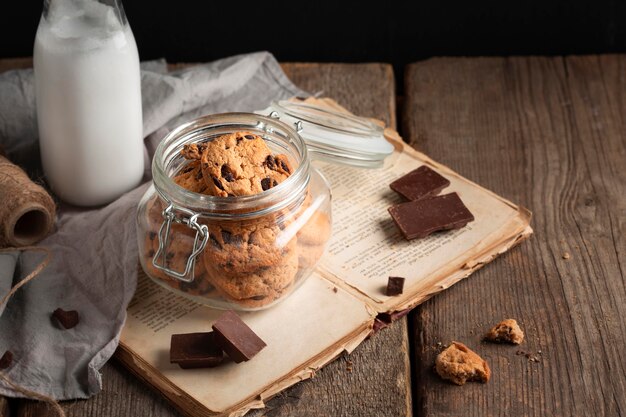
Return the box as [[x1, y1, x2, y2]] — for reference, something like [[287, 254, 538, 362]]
[[137, 113, 332, 311]]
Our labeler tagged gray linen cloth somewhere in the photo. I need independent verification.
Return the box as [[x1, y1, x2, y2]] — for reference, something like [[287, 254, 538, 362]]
[[0, 51, 306, 399]]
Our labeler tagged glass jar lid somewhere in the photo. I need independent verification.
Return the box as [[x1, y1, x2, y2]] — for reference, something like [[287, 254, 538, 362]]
[[258, 99, 395, 168]]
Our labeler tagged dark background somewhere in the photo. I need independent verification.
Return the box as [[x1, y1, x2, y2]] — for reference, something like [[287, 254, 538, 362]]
[[2, 0, 625, 80]]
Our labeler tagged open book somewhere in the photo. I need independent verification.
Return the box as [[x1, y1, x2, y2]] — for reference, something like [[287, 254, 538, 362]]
[[117, 100, 532, 417]]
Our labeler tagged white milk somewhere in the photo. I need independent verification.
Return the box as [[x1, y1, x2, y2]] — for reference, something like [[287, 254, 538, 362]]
[[34, 0, 143, 206]]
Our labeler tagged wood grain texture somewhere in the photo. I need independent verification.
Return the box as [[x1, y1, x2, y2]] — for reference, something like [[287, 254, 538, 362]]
[[5, 59, 412, 417], [0, 396, 8, 417], [248, 62, 412, 417], [404, 55, 626, 417], [0, 57, 32, 73]]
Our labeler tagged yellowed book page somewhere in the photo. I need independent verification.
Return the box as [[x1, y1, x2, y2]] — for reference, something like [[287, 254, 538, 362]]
[[120, 272, 375, 415], [315, 142, 530, 309]]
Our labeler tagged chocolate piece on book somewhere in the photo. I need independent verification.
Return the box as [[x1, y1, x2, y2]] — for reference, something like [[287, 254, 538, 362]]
[[386, 277, 405, 296], [212, 310, 266, 363], [388, 192, 474, 240], [52, 308, 80, 329], [170, 332, 225, 369], [0, 350, 13, 369], [389, 165, 450, 201]]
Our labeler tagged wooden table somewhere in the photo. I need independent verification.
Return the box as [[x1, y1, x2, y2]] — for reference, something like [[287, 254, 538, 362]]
[[1, 55, 624, 417]]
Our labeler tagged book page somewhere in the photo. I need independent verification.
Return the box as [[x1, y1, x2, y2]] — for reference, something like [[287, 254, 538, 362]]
[[120, 272, 375, 414], [315, 142, 530, 308]]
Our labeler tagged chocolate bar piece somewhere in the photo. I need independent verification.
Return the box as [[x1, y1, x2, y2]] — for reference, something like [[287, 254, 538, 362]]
[[388, 192, 474, 240], [386, 277, 406, 296], [390, 165, 450, 201], [212, 310, 266, 363], [52, 308, 80, 329], [170, 332, 225, 369], [0, 350, 13, 369]]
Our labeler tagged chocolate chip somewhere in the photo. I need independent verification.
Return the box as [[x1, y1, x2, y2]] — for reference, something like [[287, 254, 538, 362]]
[[264, 155, 276, 169], [195, 169, 204, 180], [279, 160, 291, 174], [250, 295, 266, 301], [181, 165, 195, 174], [52, 308, 80, 329], [221, 230, 233, 243], [244, 135, 255, 140], [149, 231, 156, 240], [221, 165, 235, 182], [0, 351, 13, 369], [147, 249, 155, 257], [179, 278, 199, 290], [212, 177, 225, 191], [209, 234, 222, 249], [236, 137, 243, 144], [166, 252, 175, 261], [261, 178, 272, 191]]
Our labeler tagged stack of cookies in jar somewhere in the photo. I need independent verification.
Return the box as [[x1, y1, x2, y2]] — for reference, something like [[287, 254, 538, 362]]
[[142, 131, 331, 310]]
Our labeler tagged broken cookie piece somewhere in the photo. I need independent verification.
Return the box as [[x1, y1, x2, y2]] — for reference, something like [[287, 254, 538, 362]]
[[435, 341, 491, 385], [484, 318, 524, 345]]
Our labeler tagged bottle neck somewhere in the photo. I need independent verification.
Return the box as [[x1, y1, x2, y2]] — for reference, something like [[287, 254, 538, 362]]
[[42, 0, 128, 28]]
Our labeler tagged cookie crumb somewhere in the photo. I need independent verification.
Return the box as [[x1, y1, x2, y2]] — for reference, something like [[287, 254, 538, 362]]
[[435, 341, 490, 385], [332, 287, 338, 293], [562, 252, 571, 260], [484, 318, 524, 344]]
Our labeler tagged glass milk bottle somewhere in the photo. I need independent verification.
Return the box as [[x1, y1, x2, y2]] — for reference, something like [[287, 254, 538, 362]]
[[34, 0, 144, 206]]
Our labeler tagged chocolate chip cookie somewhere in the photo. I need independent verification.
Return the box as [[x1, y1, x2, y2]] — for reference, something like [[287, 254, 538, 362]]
[[292, 194, 332, 268], [197, 132, 293, 197], [173, 160, 211, 194], [203, 218, 297, 274], [205, 245, 298, 308]]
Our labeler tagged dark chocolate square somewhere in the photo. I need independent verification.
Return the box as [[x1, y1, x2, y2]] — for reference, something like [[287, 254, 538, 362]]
[[388, 192, 474, 240], [170, 331, 225, 369], [386, 277, 406, 296], [389, 165, 450, 201], [212, 310, 266, 363]]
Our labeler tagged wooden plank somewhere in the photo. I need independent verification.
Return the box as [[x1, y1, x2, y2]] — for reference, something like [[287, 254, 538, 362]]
[[248, 62, 411, 417], [0, 396, 9, 417], [404, 55, 626, 416], [0, 57, 32, 73], [4, 59, 411, 417]]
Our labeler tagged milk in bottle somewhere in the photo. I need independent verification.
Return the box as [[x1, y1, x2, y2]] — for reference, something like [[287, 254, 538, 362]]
[[34, 0, 143, 206]]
